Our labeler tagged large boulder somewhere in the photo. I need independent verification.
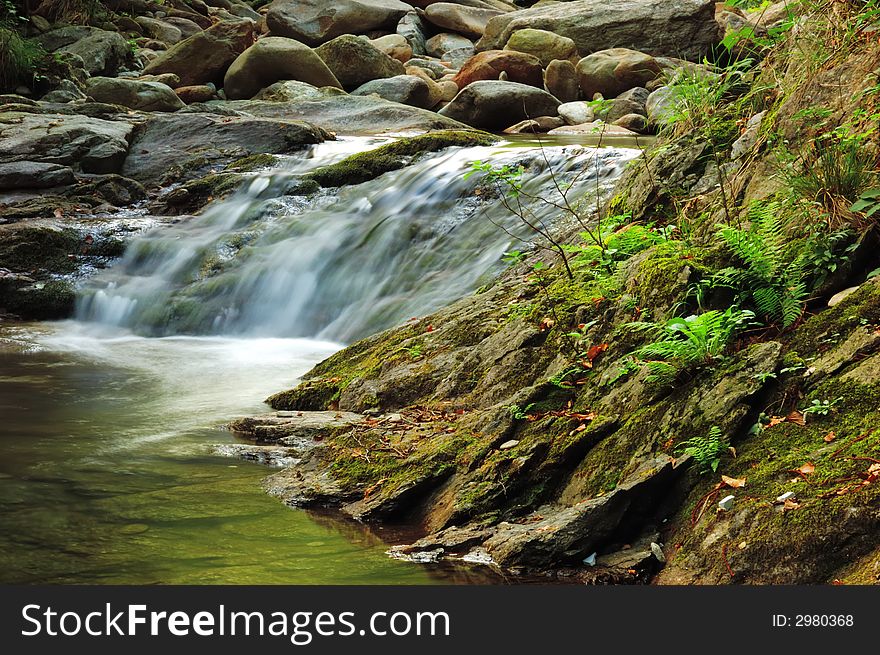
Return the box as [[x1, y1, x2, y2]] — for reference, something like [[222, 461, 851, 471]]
[[504, 28, 578, 66], [397, 11, 429, 56], [253, 80, 343, 102], [315, 35, 405, 91], [224, 37, 342, 100], [266, 0, 412, 46], [351, 75, 433, 109], [425, 32, 474, 58], [477, 0, 722, 61], [453, 50, 543, 89], [135, 17, 183, 45], [423, 3, 504, 39], [33, 26, 130, 76], [576, 48, 661, 99], [0, 162, 75, 190], [606, 86, 649, 122], [85, 77, 186, 112], [121, 113, 328, 186], [544, 59, 579, 103], [143, 19, 255, 87], [438, 80, 560, 129], [0, 112, 133, 174]]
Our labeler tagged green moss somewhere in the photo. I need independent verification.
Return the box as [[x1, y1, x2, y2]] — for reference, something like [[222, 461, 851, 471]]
[[225, 153, 279, 172], [308, 130, 498, 187], [267, 377, 343, 411], [787, 279, 880, 355], [0, 278, 76, 319], [0, 227, 82, 274]]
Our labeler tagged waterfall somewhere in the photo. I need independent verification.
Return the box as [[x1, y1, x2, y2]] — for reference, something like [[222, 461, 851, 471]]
[[76, 138, 640, 343]]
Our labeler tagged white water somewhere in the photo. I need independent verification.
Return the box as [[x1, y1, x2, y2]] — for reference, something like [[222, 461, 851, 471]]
[[75, 138, 641, 343]]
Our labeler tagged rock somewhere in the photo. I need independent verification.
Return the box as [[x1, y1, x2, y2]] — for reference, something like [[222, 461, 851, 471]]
[[731, 110, 766, 160], [253, 80, 340, 102], [351, 75, 433, 109], [137, 73, 182, 87], [225, 94, 470, 134], [423, 3, 504, 40], [228, 411, 363, 445], [371, 34, 412, 63], [40, 79, 86, 103], [499, 439, 519, 449], [544, 59, 579, 103], [558, 100, 594, 125], [718, 494, 735, 511], [443, 47, 477, 69], [266, 0, 412, 46], [174, 84, 217, 104], [0, 112, 133, 174], [405, 67, 446, 106], [607, 86, 649, 122], [828, 286, 861, 308], [426, 32, 475, 58], [650, 542, 666, 563], [34, 26, 131, 77], [406, 57, 447, 79], [315, 35, 405, 91], [577, 49, 662, 100], [504, 28, 577, 66], [438, 80, 560, 130], [143, 19, 256, 87], [646, 85, 675, 127], [477, 0, 722, 61], [135, 16, 183, 45], [0, 162, 75, 190], [85, 77, 186, 112], [397, 11, 429, 56], [121, 112, 327, 186], [453, 50, 543, 89], [224, 37, 342, 100], [503, 116, 562, 133], [547, 121, 638, 137], [612, 113, 649, 134], [162, 16, 204, 40], [436, 79, 459, 102]]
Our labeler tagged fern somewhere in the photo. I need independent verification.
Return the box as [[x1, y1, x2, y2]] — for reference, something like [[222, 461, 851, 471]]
[[713, 201, 807, 328], [676, 426, 729, 473]]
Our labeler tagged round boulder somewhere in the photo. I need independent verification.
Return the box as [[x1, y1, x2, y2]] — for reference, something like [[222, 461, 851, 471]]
[[85, 77, 185, 112], [504, 28, 578, 67], [266, 0, 412, 46], [453, 50, 543, 89], [315, 35, 405, 91], [423, 3, 504, 40], [438, 80, 561, 130], [576, 48, 662, 99], [544, 59, 579, 103], [224, 37, 343, 100], [351, 75, 433, 109]]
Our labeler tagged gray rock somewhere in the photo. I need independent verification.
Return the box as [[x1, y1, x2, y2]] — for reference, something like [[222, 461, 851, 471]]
[[544, 59, 579, 103], [0, 161, 75, 190], [40, 79, 87, 104], [577, 49, 661, 100], [607, 86, 649, 122], [224, 37, 342, 100], [397, 11, 429, 56], [85, 77, 185, 112], [253, 80, 342, 102], [266, 0, 412, 46], [351, 75, 433, 109], [34, 26, 131, 77], [423, 3, 504, 40], [477, 0, 722, 61], [438, 80, 560, 130], [315, 35, 405, 91], [162, 17, 204, 40], [0, 112, 133, 174], [135, 16, 183, 45], [731, 110, 766, 160], [426, 32, 475, 58], [612, 113, 649, 134], [646, 85, 675, 127], [121, 112, 327, 185], [558, 100, 594, 125]]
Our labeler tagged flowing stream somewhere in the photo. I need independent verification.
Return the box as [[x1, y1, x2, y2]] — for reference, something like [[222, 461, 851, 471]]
[[0, 137, 640, 584]]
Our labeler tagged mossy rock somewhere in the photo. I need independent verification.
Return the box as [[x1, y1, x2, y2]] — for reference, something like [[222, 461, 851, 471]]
[[267, 377, 343, 411], [161, 172, 244, 213], [0, 227, 83, 274], [308, 130, 498, 187], [225, 153, 280, 172], [0, 278, 76, 319]]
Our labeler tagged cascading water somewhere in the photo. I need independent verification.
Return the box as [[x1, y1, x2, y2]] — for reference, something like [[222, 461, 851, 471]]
[[76, 138, 641, 343]]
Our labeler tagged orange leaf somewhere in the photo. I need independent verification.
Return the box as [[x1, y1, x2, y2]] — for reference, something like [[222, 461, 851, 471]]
[[786, 410, 806, 427], [767, 416, 786, 428], [823, 431, 836, 443], [53, 208, 63, 218], [585, 343, 609, 362], [783, 498, 801, 511], [721, 475, 746, 488], [797, 462, 816, 476], [539, 317, 555, 331]]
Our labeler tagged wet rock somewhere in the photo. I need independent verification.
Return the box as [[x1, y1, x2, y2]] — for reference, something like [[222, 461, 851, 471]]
[[477, 0, 722, 61], [85, 77, 186, 112], [577, 48, 662, 100], [225, 36, 342, 100], [227, 411, 364, 445], [352, 75, 434, 109], [612, 113, 649, 134], [266, 0, 412, 46], [397, 11, 429, 56], [315, 35, 405, 91], [34, 26, 131, 77], [253, 80, 340, 102], [0, 162, 75, 190], [0, 112, 133, 174], [40, 79, 87, 104], [439, 80, 560, 130], [443, 47, 477, 69], [453, 50, 544, 89], [426, 32, 475, 58], [503, 115, 562, 133], [423, 3, 504, 40], [213, 444, 300, 468], [547, 121, 638, 137], [143, 19, 256, 87], [504, 28, 578, 66], [544, 59, 579, 103], [121, 112, 327, 186]]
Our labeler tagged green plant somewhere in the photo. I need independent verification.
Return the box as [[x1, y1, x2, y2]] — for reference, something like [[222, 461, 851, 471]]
[[676, 426, 729, 473], [712, 200, 807, 328], [509, 403, 535, 420], [627, 307, 755, 385], [800, 226, 857, 290], [801, 397, 842, 419], [0, 24, 44, 91], [850, 187, 880, 220]]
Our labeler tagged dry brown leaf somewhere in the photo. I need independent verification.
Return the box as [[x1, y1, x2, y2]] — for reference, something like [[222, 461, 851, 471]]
[[539, 317, 555, 331], [53, 208, 63, 218], [786, 410, 806, 426], [767, 416, 786, 428], [783, 498, 801, 511], [797, 462, 816, 476], [823, 431, 837, 443], [721, 475, 746, 488]]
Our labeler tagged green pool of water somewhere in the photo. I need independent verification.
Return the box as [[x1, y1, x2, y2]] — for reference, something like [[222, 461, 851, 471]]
[[0, 323, 496, 584]]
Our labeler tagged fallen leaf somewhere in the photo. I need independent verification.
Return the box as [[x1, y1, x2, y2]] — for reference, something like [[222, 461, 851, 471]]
[[585, 343, 609, 362], [823, 431, 837, 443], [783, 498, 801, 511], [797, 462, 816, 476], [426, 324, 434, 333], [767, 416, 786, 428], [786, 410, 806, 426], [721, 475, 746, 488], [539, 317, 555, 331], [53, 208, 63, 218]]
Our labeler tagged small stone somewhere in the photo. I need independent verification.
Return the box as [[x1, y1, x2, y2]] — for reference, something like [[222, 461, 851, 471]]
[[718, 494, 735, 511], [499, 439, 519, 450], [828, 286, 859, 307], [650, 542, 666, 563], [776, 491, 796, 503], [583, 552, 597, 566]]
